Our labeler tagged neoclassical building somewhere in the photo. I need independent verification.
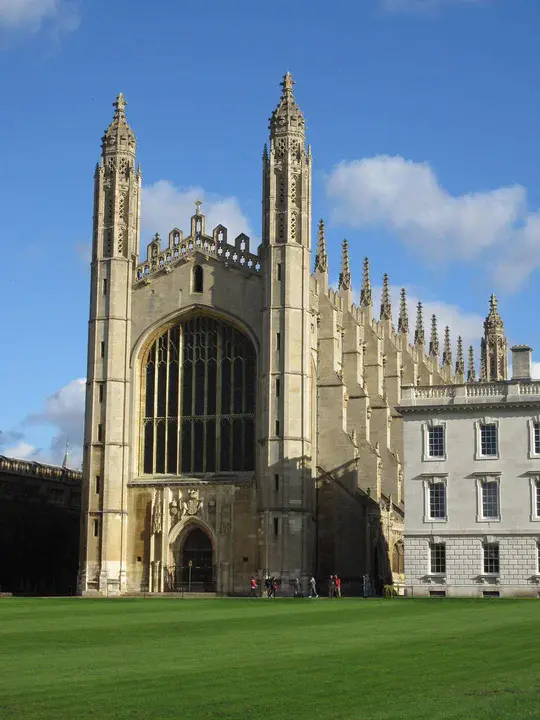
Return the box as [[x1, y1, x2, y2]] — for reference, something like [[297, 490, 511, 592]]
[[79, 75, 500, 596]]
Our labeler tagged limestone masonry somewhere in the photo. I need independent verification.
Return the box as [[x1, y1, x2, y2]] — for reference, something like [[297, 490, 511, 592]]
[[79, 75, 513, 596]]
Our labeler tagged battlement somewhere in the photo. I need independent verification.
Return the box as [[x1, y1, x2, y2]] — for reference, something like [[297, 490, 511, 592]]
[[134, 223, 261, 284]]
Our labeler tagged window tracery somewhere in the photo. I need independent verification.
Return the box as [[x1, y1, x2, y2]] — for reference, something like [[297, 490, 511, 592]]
[[142, 316, 256, 475]]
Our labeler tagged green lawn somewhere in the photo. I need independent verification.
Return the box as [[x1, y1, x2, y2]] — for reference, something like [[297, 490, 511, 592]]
[[0, 598, 539, 719]]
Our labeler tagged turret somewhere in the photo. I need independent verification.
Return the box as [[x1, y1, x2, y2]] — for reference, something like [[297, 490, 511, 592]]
[[429, 315, 439, 358], [397, 288, 409, 335], [467, 345, 477, 382], [481, 294, 508, 381], [79, 94, 140, 595], [360, 257, 373, 321], [414, 302, 425, 348], [338, 239, 352, 306], [380, 273, 392, 322], [314, 219, 328, 292], [260, 73, 313, 585], [455, 336, 465, 383]]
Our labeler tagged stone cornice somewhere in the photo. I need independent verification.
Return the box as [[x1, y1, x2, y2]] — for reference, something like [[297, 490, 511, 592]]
[[0, 456, 82, 484]]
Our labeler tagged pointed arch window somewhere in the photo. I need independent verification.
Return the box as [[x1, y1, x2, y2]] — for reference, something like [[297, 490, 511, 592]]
[[141, 315, 256, 475], [193, 265, 204, 293]]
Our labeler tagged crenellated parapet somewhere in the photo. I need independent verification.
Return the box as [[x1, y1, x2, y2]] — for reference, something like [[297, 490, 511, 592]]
[[134, 204, 261, 283]]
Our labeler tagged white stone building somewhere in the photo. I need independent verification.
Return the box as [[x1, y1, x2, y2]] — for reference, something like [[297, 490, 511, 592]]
[[400, 345, 540, 598]]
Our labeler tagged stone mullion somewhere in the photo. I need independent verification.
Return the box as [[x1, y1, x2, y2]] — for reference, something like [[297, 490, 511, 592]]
[[216, 329, 223, 472], [177, 329, 183, 476], [190, 348, 196, 473], [152, 346, 159, 475], [203, 331, 209, 473], [164, 329, 171, 474], [139, 355, 147, 476]]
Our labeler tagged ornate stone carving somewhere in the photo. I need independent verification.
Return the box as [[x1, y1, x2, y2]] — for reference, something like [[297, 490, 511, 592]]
[[151, 489, 162, 535], [183, 489, 203, 517]]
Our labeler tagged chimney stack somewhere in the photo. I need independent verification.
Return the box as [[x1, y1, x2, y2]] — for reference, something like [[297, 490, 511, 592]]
[[511, 345, 533, 380]]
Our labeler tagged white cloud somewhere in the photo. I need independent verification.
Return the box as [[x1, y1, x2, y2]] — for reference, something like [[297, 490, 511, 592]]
[[326, 156, 540, 291], [1, 378, 87, 469], [0, 0, 78, 30], [532, 362, 540, 380], [381, 0, 487, 12], [141, 180, 255, 253]]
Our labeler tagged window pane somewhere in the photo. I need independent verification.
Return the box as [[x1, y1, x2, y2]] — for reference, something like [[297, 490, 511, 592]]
[[482, 481, 499, 518], [429, 482, 446, 519], [430, 543, 446, 573], [428, 426, 445, 457], [536, 479, 540, 517], [483, 543, 499, 574], [481, 424, 498, 456], [535, 423, 540, 455], [141, 316, 256, 475]]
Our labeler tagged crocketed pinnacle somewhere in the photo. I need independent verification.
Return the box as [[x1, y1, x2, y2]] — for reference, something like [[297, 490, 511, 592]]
[[380, 274, 392, 321], [338, 239, 351, 291], [262, 143, 269, 162], [269, 72, 305, 138], [455, 336, 465, 375], [467, 345, 476, 382], [414, 302, 425, 345], [360, 257, 372, 306], [485, 293, 504, 335], [442, 326, 452, 366], [314, 219, 328, 273], [429, 315, 439, 357], [397, 288, 409, 334], [102, 92, 136, 156]]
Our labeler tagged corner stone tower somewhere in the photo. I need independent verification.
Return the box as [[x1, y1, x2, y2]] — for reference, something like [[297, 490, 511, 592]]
[[78, 94, 141, 594], [480, 294, 508, 381], [260, 73, 314, 583]]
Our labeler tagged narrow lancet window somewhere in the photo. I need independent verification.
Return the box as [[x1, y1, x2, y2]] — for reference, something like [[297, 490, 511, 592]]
[[193, 265, 203, 293]]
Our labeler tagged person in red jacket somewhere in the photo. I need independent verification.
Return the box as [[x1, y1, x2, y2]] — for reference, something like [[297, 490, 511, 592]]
[[335, 575, 342, 598], [249, 576, 258, 598]]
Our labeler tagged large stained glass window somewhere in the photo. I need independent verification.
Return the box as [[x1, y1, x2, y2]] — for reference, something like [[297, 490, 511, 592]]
[[142, 315, 256, 475]]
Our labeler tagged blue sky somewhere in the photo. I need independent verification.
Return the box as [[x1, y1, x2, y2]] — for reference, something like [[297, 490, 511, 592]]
[[1, 0, 540, 468]]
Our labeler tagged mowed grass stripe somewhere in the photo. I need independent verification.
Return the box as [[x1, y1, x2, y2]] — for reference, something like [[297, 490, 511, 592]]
[[0, 598, 538, 720]]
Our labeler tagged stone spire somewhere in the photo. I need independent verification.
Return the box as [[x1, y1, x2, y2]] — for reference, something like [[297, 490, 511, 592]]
[[269, 72, 305, 140], [455, 336, 465, 375], [360, 257, 372, 307], [397, 288, 409, 334], [314, 219, 328, 273], [481, 294, 508, 381], [467, 345, 476, 382], [338, 239, 351, 291], [101, 93, 136, 158], [429, 315, 439, 357], [442, 326, 452, 367], [414, 302, 425, 346], [380, 273, 392, 321]]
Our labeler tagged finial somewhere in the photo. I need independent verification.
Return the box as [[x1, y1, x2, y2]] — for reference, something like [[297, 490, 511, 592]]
[[380, 273, 392, 321], [113, 92, 127, 116], [397, 288, 409, 334], [442, 326, 452, 366], [414, 302, 425, 345], [281, 71, 295, 98], [429, 315, 439, 357], [195, 199, 202, 216], [360, 257, 372, 306], [314, 219, 328, 273], [263, 143, 269, 162], [338, 239, 351, 291], [456, 336, 465, 375], [467, 345, 476, 382]]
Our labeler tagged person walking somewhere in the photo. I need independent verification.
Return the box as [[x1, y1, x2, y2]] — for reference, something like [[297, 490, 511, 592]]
[[328, 575, 335, 598], [294, 577, 302, 597], [273, 577, 278, 598], [249, 576, 258, 598], [335, 575, 342, 598], [309, 576, 318, 598]]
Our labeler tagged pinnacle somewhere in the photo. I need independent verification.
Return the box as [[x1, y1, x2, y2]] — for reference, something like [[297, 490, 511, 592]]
[[113, 92, 127, 116], [360, 257, 372, 307], [429, 314, 439, 357], [338, 239, 351, 291], [456, 336, 465, 375], [270, 71, 305, 138], [442, 326, 452, 366], [380, 273, 392, 321], [467, 345, 476, 382], [281, 71, 295, 98], [398, 288, 409, 334], [414, 302, 425, 346], [314, 219, 328, 273]]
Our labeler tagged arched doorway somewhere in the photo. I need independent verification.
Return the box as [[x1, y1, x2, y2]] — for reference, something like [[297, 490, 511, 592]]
[[180, 527, 214, 592]]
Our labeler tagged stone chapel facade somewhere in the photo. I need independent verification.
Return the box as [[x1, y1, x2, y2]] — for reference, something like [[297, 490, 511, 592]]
[[78, 75, 501, 596]]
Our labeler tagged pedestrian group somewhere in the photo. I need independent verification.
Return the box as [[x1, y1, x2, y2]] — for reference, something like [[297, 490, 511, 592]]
[[249, 574, 343, 598]]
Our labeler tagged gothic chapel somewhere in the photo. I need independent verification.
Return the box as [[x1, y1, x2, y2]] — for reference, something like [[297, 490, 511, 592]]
[[79, 75, 507, 595]]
